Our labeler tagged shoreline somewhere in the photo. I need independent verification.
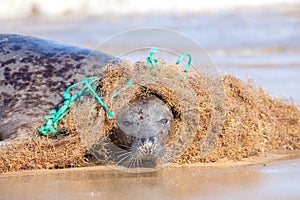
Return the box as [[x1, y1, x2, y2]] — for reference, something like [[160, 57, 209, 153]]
[[1, 151, 299, 200]]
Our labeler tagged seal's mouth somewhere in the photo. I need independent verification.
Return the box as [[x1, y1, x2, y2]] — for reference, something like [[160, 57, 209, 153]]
[[131, 136, 166, 159], [106, 127, 169, 168], [119, 135, 167, 168]]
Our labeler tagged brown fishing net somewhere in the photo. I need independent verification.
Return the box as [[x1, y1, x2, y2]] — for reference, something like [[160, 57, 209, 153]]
[[0, 61, 299, 173]]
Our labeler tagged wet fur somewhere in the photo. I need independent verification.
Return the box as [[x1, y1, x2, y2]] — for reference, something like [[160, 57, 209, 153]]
[[0, 34, 113, 141]]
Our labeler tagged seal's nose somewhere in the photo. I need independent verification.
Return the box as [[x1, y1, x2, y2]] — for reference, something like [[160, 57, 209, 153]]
[[141, 136, 155, 154]]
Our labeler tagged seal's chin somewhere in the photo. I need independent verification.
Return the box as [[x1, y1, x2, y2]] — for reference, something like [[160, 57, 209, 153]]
[[131, 136, 166, 161]]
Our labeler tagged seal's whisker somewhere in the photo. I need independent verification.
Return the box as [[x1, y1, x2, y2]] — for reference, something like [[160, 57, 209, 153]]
[[133, 158, 138, 168], [159, 156, 168, 164], [115, 154, 131, 163], [133, 157, 139, 168], [159, 153, 175, 165], [134, 159, 139, 168], [116, 151, 132, 165], [115, 150, 131, 158], [127, 157, 135, 168], [137, 157, 142, 168]]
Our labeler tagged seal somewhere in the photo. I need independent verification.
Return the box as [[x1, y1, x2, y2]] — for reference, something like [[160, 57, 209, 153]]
[[0, 34, 176, 166], [0, 34, 114, 142]]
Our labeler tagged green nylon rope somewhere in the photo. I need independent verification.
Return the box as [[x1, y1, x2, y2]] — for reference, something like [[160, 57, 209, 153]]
[[38, 76, 114, 136], [147, 47, 159, 69], [175, 52, 192, 72], [83, 78, 114, 119], [112, 79, 133, 98], [147, 48, 192, 72]]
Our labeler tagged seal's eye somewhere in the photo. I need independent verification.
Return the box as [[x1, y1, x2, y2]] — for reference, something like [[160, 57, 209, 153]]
[[123, 121, 133, 126], [158, 118, 168, 124]]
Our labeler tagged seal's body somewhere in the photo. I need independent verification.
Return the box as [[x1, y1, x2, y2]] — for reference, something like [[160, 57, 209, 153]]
[[0, 34, 113, 141], [0, 35, 175, 167]]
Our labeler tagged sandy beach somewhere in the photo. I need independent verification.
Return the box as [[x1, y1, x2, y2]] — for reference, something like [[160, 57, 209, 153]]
[[0, 151, 300, 200]]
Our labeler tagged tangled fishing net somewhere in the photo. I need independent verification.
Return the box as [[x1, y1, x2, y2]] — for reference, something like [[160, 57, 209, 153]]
[[0, 51, 299, 173]]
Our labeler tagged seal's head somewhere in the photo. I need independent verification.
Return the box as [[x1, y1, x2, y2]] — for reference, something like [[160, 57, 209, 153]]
[[114, 98, 173, 166]]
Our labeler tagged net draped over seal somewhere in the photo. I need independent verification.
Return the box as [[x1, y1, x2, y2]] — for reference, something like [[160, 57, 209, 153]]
[[0, 48, 299, 173], [68, 45, 226, 172], [73, 60, 205, 172]]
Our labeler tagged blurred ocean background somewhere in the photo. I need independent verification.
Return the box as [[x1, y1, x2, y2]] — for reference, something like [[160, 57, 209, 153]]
[[1, 0, 300, 106]]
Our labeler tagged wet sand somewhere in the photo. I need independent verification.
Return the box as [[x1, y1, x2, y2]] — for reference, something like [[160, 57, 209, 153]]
[[0, 152, 299, 200]]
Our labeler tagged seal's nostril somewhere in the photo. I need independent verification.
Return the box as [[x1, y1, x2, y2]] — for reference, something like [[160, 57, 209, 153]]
[[141, 138, 146, 144], [149, 136, 155, 143]]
